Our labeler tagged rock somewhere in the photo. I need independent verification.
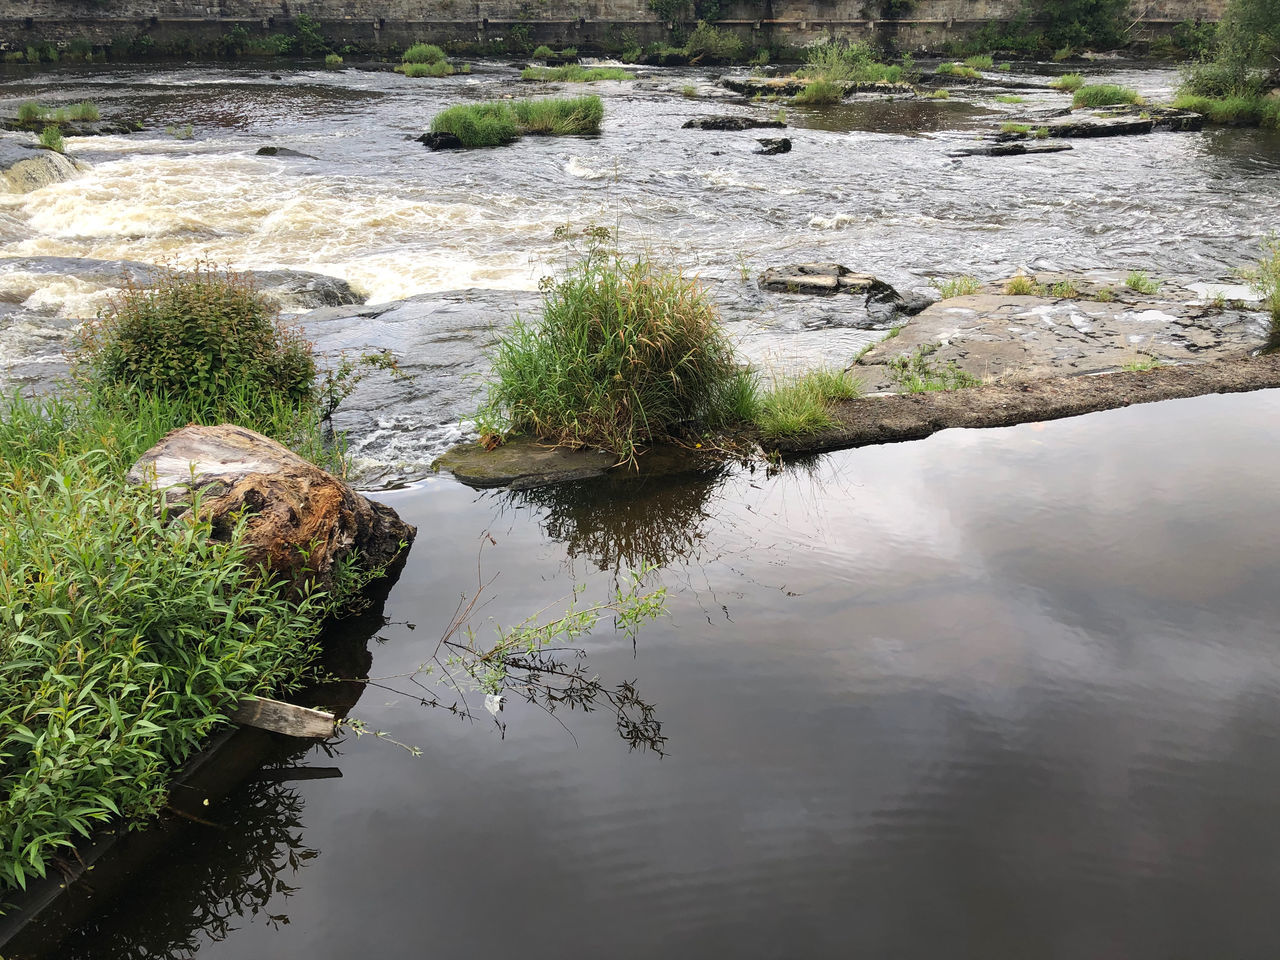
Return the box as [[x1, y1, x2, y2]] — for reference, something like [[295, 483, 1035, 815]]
[[250, 269, 363, 309], [683, 116, 786, 131], [128, 425, 415, 597], [950, 142, 1074, 157], [0, 136, 85, 193], [754, 137, 791, 155], [995, 105, 1203, 141], [418, 131, 464, 151], [759, 263, 904, 305], [433, 438, 616, 490], [721, 76, 914, 97], [256, 146, 317, 158]]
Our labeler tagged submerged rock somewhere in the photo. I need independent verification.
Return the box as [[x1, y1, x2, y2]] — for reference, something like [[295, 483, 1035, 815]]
[[760, 262, 901, 299], [683, 116, 786, 131], [950, 142, 1074, 157], [418, 132, 464, 151], [754, 137, 792, 155], [256, 146, 317, 159], [434, 439, 616, 490], [250, 269, 363, 309], [0, 138, 85, 193], [128, 425, 415, 597], [721, 76, 914, 97]]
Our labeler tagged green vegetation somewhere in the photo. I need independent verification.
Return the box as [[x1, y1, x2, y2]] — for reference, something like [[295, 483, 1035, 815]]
[[937, 61, 981, 80], [478, 252, 746, 461], [1072, 84, 1142, 107], [165, 123, 195, 140], [964, 54, 995, 69], [1181, 0, 1279, 123], [1051, 72, 1085, 92], [522, 65, 631, 82], [1121, 354, 1162, 371], [1238, 235, 1280, 334], [798, 39, 906, 85], [429, 96, 603, 148], [996, 94, 1026, 103], [925, 89, 951, 100], [1125, 270, 1162, 294], [681, 84, 698, 97], [0, 265, 395, 894], [14, 101, 100, 129], [1001, 122, 1032, 134], [793, 79, 843, 105], [753, 368, 862, 440], [398, 60, 455, 78], [324, 53, 343, 66], [402, 42, 446, 64], [683, 21, 744, 62], [1096, 287, 1117, 302], [939, 275, 981, 298], [1005, 274, 1040, 295], [887, 344, 981, 393], [38, 127, 64, 152], [532, 44, 556, 59], [1172, 93, 1280, 129]]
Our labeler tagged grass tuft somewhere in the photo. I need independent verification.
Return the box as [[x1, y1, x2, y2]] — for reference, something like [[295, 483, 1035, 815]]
[[888, 344, 981, 393], [402, 42, 446, 64], [429, 96, 603, 147], [1072, 84, 1141, 108], [1050, 72, 1084, 92], [398, 60, 454, 78], [793, 78, 843, 105], [754, 368, 861, 440], [521, 65, 631, 82], [1125, 270, 1162, 294], [1004, 274, 1040, 296], [939, 275, 980, 298]]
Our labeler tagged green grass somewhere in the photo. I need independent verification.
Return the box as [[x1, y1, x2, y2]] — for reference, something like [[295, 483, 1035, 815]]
[[1172, 93, 1280, 129], [38, 126, 64, 152], [324, 53, 343, 66], [887, 345, 981, 393], [1050, 72, 1084, 92], [793, 79, 843, 105], [478, 253, 744, 462], [165, 123, 194, 140], [398, 60, 454, 78], [937, 61, 981, 80], [939, 275, 980, 298], [1001, 122, 1032, 134], [1096, 287, 1117, 302], [1121, 354, 1161, 371], [925, 89, 951, 100], [1238, 235, 1280, 336], [681, 84, 697, 97], [964, 54, 994, 69], [429, 96, 603, 147], [797, 39, 904, 84], [996, 94, 1026, 103], [15, 101, 100, 127], [753, 368, 862, 440], [1125, 270, 1162, 294], [521, 65, 631, 82], [402, 42, 446, 64], [1005, 274, 1040, 296], [1072, 84, 1141, 108], [1049, 281, 1078, 298], [532, 44, 555, 59]]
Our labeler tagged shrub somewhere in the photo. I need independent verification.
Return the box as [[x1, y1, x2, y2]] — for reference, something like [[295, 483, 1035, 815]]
[[1072, 84, 1141, 107], [1051, 72, 1085, 91], [521, 65, 631, 82], [793, 78, 843, 105], [402, 42, 446, 64], [39, 126, 64, 152], [478, 253, 744, 461], [75, 263, 316, 411], [683, 21, 744, 62], [325, 52, 343, 66], [398, 60, 454, 78], [511, 95, 604, 135]]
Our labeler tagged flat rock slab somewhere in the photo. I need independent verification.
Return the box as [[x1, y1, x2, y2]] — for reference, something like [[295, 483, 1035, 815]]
[[855, 276, 1269, 392], [999, 105, 1203, 140], [0, 136, 85, 193], [683, 116, 786, 130], [950, 142, 1073, 157], [755, 137, 791, 155], [434, 439, 616, 489], [770, 352, 1280, 457], [721, 76, 915, 97]]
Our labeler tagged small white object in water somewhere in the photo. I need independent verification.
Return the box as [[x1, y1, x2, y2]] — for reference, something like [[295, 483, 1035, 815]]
[[485, 693, 504, 716]]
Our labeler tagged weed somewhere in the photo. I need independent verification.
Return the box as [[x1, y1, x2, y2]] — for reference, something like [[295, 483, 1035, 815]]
[[38, 126, 64, 152], [926, 89, 952, 99], [793, 78, 843, 105], [1034, 126, 1050, 138], [1125, 270, 1162, 294], [511, 96, 604, 136], [964, 54, 994, 69], [521, 66, 631, 82], [532, 44, 555, 59], [683, 21, 744, 62], [799, 38, 903, 84], [754, 367, 861, 439], [887, 344, 981, 393], [996, 94, 1026, 104], [1121, 354, 1161, 371], [1237, 234, 1280, 334], [429, 102, 521, 147], [430, 97, 603, 147], [324, 53, 343, 66], [1004, 274, 1041, 296], [1001, 122, 1032, 134], [398, 60, 454, 78], [681, 84, 698, 97], [773, 106, 788, 123], [1072, 84, 1141, 108], [1096, 287, 1117, 302], [165, 123, 194, 139], [937, 61, 981, 79], [1049, 281, 1079, 298], [939, 275, 980, 298], [1050, 72, 1085, 92]]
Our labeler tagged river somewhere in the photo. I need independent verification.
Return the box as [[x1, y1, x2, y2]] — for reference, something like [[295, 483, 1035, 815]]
[[4, 57, 1280, 959]]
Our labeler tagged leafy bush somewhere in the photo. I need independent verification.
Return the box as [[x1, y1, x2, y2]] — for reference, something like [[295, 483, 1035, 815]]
[[1072, 83, 1141, 107], [683, 21, 743, 62], [479, 253, 744, 461], [402, 42, 446, 64], [74, 263, 316, 411]]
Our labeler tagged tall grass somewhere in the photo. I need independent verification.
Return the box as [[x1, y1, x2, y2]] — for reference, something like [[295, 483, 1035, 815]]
[[1238, 235, 1280, 334], [1173, 93, 1280, 128], [398, 60, 454, 78], [799, 39, 904, 84], [793, 79, 843, 105], [1050, 72, 1085, 91], [1072, 84, 1141, 107], [429, 97, 603, 147], [402, 42, 446, 64], [521, 65, 631, 82], [754, 368, 862, 440], [478, 253, 744, 461]]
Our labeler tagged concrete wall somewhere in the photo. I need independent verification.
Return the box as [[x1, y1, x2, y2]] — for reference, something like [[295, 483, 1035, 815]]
[[0, 0, 1231, 54]]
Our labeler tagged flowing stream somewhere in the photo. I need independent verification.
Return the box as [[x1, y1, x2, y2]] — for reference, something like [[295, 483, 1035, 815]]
[[4, 58, 1280, 959]]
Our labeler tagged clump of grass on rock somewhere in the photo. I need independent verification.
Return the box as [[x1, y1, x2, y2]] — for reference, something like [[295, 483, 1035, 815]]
[[521, 65, 630, 83], [478, 252, 748, 462], [754, 368, 861, 440], [1072, 84, 1141, 107], [429, 96, 602, 148]]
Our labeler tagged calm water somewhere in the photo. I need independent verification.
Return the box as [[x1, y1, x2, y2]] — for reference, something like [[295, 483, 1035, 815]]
[[56, 389, 1280, 959]]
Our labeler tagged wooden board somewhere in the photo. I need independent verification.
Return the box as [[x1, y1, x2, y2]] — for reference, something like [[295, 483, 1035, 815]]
[[229, 696, 337, 739]]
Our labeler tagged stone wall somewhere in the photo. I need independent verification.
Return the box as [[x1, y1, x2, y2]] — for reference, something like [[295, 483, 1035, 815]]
[[0, 0, 1231, 53]]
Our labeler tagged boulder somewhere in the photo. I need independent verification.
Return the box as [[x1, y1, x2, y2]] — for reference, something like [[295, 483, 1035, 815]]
[[682, 116, 786, 131], [0, 137, 85, 193], [418, 131, 464, 151], [256, 146, 317, 158], [128, 425, 416, 597], [754, 137, 791, 155]]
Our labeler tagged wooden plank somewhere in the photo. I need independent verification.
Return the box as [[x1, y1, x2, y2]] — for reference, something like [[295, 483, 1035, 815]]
[[229, 696, 336, 739]]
